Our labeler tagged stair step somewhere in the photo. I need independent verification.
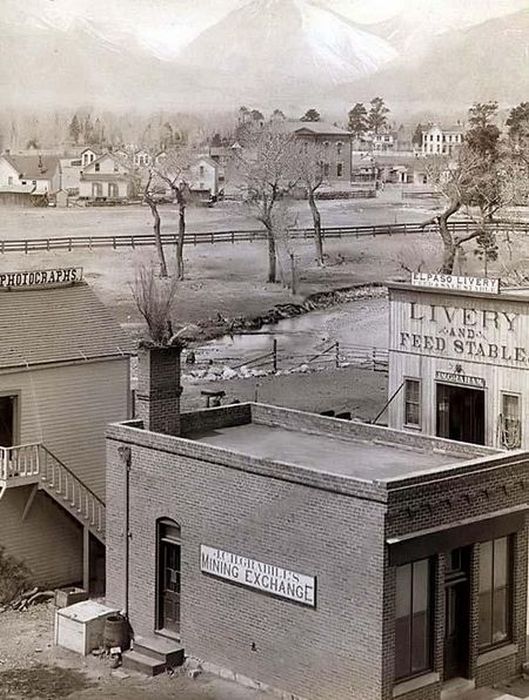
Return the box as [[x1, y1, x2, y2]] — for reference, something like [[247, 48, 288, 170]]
[[122, 650, 166, 676], [133, 635, 184, 667]]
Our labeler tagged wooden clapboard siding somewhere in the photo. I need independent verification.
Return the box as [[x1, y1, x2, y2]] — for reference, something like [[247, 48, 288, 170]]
[[0, 487, 82, 587], [0, 357, 129, 498], [388, 284, 529, 449]]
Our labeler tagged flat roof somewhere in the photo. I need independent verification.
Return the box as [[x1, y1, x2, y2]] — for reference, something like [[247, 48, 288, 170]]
[[192, 422, 461, 481], [184, 404, 495, 484]]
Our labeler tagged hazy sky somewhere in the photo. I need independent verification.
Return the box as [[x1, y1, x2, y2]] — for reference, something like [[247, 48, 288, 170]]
[[9, 0, 529, 61]]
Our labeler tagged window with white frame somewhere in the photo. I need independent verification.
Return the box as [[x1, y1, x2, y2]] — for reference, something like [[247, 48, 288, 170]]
[[404, 379, 421, 427]]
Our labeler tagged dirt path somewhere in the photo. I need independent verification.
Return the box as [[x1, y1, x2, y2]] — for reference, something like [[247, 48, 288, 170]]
[[0, 603, 272, 699]]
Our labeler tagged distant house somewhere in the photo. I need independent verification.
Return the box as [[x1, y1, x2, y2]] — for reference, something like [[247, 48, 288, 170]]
[[187, 156, 223, 199], [279, 121, 353, 183], [0, 153, 60, 195], [422, 124, 464, 156], [79, 153, 134, 201], [80, 147, 100, 168], [58, 154, 85, 194]]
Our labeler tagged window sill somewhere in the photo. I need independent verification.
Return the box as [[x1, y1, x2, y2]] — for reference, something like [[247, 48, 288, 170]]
[[477, 643, 517, 667], [393, 672, 440, 698], [403, 423, 422, 432]]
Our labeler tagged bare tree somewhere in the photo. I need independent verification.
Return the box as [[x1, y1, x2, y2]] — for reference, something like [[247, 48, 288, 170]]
[[295, 142, 326, 265], [131, 264, 178, 345], [423, 145, 529, 274], [154, 149, 193, 280], [143, 170, 168, 278], [236, 128, 299, 282]]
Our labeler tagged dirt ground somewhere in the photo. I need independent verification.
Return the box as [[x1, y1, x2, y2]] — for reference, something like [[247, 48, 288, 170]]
[[0, 603, 273, 700], [181, 365, 388, 420]]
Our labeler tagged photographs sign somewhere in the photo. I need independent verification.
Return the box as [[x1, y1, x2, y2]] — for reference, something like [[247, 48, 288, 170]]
[[0, 268, 83, 289]]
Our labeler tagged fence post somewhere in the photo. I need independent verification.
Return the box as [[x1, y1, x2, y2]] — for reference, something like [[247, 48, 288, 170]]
[[290, 253, 296, 296], [273, 338, 278, 373], [335, 342, 340, 368]]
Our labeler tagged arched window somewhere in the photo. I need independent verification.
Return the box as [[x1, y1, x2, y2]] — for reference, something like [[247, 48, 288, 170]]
[[336, 142, 343, 155], [157, 518, 181, 635]]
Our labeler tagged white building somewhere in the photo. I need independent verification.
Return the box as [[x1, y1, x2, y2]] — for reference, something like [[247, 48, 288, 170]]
[[0, 153, 60, 195], [79, 153, 134, 201], [422, 125, 464, 156]]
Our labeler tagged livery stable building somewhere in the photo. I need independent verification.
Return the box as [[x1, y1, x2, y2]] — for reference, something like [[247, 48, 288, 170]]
[[0, 267, 131, 592], [106, 343, 529, 700], [387, 273, 529, 450]]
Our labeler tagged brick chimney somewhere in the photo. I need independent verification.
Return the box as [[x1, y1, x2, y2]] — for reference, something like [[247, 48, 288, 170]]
[[136, 343, 182, 436]]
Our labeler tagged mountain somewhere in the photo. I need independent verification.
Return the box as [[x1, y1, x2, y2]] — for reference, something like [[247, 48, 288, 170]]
[[179, 0, 398, 106], [2, 1, 529, 115], [341, 9, 529, 113]]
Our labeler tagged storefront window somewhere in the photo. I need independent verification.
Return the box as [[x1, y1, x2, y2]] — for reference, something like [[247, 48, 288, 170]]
[[395, 559, 432, 680], [404, 379, 421, 427], [479, 537, 511, 649]]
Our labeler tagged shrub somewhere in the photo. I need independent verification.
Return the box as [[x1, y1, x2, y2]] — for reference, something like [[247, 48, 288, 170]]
[[0, 546, 32, 604]]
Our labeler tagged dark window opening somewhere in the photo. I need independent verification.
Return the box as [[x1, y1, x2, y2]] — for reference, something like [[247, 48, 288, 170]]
[[0, 395, 16, 447], [436, 383, 485, 445], [157, 519, 181, 636]]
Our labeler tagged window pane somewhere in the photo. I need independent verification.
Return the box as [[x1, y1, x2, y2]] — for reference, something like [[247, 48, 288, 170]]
[[395, 565, 411, 678], [411, 560, 429, 673], [479, 590, 492, 647], [494, 538, 507, 588], [493, 587, 508, 644], [479, 541, 493, 593]]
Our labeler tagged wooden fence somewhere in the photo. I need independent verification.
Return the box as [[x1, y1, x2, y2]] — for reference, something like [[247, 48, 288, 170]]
[[189, 341, 389, 377], [0, 219, 521, 254]]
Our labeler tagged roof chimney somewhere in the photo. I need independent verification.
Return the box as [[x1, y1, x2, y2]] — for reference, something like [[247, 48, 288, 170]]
[[136, 344, 182, 436]]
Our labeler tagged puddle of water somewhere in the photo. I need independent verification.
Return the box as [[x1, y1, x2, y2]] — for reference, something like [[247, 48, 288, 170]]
[[195, 297, 389, 366]]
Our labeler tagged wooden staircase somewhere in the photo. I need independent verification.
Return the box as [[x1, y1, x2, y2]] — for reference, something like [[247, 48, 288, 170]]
[[0, 443, 106, 543]]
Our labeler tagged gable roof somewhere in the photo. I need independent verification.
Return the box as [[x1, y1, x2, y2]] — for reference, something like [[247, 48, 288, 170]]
[[4, 154, 59, 180], [0, 281, 133, 370], [279, 120, 351, 137], [83, 152, 130, 173]]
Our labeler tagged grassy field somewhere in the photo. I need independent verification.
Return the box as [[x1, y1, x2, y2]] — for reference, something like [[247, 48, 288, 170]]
[[0, 187, 437, 241]]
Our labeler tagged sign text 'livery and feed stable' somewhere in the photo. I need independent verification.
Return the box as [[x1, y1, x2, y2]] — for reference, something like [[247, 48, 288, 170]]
[[200, 545, 316, 607]]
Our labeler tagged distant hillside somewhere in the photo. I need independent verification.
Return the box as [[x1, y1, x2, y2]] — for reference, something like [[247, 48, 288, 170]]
[[339, 9, 529, 112]]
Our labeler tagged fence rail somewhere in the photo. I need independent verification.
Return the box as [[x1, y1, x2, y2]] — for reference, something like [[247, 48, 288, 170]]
[[0, 219, 524, 253], [189, 341, 389, 378]]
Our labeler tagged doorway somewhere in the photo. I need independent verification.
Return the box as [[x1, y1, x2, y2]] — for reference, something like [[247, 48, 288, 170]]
[[444, 547, 471, 681], [0, 395, 16, 447], [157, 520, 181, 636], [436, 383, 485, 445]]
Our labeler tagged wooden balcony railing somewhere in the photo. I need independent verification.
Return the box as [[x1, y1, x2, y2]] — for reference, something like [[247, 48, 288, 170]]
[[0, 442, 105, 542]]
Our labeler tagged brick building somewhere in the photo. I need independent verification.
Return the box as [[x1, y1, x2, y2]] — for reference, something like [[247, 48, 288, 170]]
[[105, 344, 529, 699]]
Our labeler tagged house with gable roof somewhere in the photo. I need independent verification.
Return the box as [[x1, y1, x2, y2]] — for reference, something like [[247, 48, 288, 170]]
[[79, 152, 135, 201]]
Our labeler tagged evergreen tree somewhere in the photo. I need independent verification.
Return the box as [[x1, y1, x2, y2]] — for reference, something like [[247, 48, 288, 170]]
[[69, 114, 81, 145], [300, 108, 321, 122], [367, 97, 390, 134], [412, 123, 423, 148], [348, 103, 368, 138]]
